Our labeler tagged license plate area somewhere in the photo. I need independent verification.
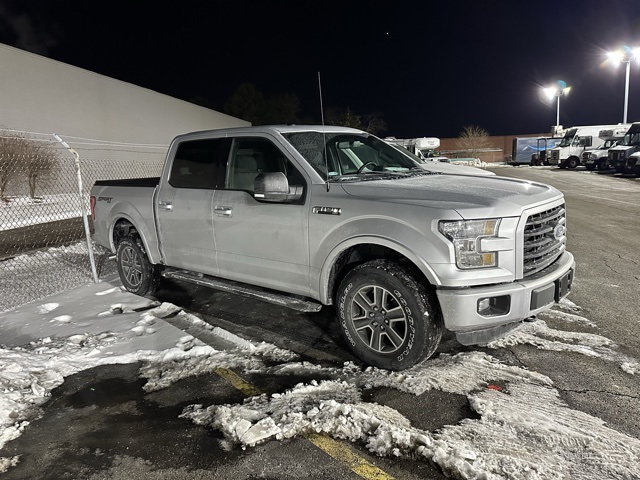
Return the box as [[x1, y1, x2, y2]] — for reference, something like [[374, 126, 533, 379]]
[[555, 269, 573, 301]]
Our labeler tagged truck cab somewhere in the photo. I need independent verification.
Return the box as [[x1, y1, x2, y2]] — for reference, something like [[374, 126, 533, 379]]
[[581, 126, 629, 171], [608, 122, 640, 173], [548, 124, 623, 169]]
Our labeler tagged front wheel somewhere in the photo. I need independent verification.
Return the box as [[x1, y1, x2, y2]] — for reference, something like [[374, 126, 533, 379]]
[[336, 260, 443, 370], [585, 164, 596, 171], [116, 235, 161, 296], [566, 157, 579, 169], [597, 160, 610, 171]]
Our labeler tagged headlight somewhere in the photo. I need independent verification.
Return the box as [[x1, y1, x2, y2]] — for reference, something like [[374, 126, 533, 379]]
[[439, 219, 501, 269], [588, 153, 597, 160]]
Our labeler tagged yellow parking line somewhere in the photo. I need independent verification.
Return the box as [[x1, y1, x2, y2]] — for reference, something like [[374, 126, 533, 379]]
[[214, 367, 262, 397], [214, 367, 395, 480], [305, 432, 395, 480]]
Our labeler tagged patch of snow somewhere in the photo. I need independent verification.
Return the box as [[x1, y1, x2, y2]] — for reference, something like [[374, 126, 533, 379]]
[[37, 303, 59, 314]]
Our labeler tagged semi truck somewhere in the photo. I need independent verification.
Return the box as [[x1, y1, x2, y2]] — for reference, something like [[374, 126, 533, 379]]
[[511, 137, 562, 165], [547, 124, 624, 169]]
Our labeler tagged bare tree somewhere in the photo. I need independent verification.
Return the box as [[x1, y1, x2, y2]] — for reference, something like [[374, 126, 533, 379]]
[[0, 132, 28, 201], [455, 125, 492, 159], [223, 83, 265, 125], [361, 112, 387, 135], [0, 130, 59, 200], [25, 153, 58, 199], [325, 107, 362, 129]]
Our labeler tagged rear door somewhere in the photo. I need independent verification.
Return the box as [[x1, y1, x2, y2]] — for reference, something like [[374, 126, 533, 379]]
[[156, 137, 231, 275], [212, 136, 311, 296]]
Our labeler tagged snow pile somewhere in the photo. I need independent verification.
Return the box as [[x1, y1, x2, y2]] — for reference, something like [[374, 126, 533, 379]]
[[182, 356, 640, 480], [488, 319, 638, 373], [2, 292, 639, 479]]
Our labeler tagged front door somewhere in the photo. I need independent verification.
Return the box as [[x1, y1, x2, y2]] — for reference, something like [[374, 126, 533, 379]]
[[212, 136, 310, 296]]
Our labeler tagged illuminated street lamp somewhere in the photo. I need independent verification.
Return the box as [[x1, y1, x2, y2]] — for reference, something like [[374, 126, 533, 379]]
[[607, 46, 640, 124], [543, 80, 571, 128]]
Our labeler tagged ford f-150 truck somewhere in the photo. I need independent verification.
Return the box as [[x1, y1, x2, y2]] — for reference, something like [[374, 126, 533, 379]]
[[91, 125, 575, 370]]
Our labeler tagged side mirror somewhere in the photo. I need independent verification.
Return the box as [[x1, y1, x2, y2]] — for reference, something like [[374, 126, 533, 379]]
[[254, 172, 303, 203]]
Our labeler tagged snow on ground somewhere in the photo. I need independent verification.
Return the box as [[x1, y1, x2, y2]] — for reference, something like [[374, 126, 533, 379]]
[[0, 194, 82, 230], [1, 284, 639, 479]]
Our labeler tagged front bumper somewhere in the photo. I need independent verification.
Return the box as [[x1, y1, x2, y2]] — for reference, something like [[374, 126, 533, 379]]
[[436, 251, 575, 343]]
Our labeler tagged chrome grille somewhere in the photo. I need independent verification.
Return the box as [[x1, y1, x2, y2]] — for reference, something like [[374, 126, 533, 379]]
[[523, 204, 566, 276], [609, 150, 622, 161], [549, 150, 559, 161]]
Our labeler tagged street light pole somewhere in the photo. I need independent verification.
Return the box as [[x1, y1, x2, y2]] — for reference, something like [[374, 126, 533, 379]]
[[624, 59, 631, 124], [543, 80, 570, 129], [607, 46, 640, 124]]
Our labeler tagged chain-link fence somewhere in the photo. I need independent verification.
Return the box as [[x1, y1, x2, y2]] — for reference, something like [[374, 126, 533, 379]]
[[0, 129, 165, 312]]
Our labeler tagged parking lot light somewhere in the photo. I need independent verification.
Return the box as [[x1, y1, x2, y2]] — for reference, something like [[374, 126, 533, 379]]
[[607, 46, 640, 124], [543, 80, 571, 128]]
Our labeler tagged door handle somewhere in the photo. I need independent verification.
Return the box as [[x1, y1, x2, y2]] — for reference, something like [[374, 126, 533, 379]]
[[158, 201, 173, 211], [214, 206, 233, 217]]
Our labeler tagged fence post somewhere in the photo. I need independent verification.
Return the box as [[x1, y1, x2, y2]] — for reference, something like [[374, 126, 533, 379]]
[[53, 134, 99, 283]]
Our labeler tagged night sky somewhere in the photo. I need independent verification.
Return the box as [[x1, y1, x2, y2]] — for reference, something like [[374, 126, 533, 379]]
[[2, 0, 640, 138]]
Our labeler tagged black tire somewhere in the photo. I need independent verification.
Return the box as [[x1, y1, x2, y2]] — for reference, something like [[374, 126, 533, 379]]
[[116, 235, 161, 296], [336, 259, 443, 370], [597, 161, 610, 171], [585, 164, 596, 171], [614, 164, 625, 173], [566, 157, 579, 169]]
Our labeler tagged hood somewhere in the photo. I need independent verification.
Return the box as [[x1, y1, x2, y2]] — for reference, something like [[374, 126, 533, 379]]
[[611, 145, 634, 152], [339, 174, 562, 218], [418, 162, 496, 177]]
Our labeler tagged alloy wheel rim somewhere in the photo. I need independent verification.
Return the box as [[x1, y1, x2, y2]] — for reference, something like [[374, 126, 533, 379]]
[[121, 246, 143, 287], [349, 285, 408, 354]]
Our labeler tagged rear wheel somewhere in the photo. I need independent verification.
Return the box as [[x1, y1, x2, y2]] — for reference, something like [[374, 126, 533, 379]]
[[116, 235, 161, 296], [336, 260, 443, 370]]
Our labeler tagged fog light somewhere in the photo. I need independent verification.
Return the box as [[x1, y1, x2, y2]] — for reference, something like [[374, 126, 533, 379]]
[[477, 295, 511, 316]]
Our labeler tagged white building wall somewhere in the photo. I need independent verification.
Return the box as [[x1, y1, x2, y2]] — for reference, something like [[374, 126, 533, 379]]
[[0, 43, 249, 163]]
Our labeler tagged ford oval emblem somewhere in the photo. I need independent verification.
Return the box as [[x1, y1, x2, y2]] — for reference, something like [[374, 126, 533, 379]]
[[553, 223, 566, 240]]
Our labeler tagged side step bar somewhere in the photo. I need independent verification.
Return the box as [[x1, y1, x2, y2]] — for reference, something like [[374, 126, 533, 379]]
[[162, 270, 323, 313]]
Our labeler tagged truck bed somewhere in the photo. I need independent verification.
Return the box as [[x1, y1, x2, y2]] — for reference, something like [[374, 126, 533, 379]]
[[93, 177, 160, 187]]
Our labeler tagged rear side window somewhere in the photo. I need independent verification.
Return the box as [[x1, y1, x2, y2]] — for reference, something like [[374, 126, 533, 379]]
[[169, 138, 231, 189]]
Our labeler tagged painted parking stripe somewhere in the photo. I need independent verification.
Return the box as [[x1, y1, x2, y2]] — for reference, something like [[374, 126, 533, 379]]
[[214, 367, 395, 480]]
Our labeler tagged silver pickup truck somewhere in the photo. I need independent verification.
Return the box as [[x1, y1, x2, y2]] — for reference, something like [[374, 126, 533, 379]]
[[90, 125, 575, 370]]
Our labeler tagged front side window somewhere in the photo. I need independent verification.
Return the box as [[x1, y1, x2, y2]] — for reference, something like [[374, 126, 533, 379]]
[[169, 138, 231, 189], [226, 137, 305, 193]]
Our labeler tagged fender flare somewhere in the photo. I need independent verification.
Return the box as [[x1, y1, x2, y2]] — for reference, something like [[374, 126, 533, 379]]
[[318, 235, 441, 304]]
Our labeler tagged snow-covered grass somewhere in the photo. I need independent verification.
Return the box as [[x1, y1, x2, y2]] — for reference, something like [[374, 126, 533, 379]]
[[1, 287, 639, 479], [0, 194, 82, 230]]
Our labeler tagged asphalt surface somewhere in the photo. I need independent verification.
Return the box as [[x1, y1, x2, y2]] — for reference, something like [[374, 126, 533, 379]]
[[3, 164, 639, 479]]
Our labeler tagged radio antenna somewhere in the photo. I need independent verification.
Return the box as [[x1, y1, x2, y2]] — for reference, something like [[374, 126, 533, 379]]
[[318, 71, 330, 191]]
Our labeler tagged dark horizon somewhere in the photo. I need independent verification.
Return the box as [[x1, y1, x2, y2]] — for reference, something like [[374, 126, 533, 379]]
[[1, 0, 640, 138]]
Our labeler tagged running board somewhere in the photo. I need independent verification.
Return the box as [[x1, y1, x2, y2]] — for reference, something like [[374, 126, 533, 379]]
[[162, 270, 322, 313]]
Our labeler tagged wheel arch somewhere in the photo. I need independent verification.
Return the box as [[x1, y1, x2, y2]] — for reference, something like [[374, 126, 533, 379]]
[[320, 237, 439, 305], [109, 213, 161, 264]]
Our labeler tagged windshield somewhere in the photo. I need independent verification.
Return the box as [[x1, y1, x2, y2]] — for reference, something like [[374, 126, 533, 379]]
[[619, 131, 640, 147], [283, 131, 420, 178], [558, 129, 577, 147]]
